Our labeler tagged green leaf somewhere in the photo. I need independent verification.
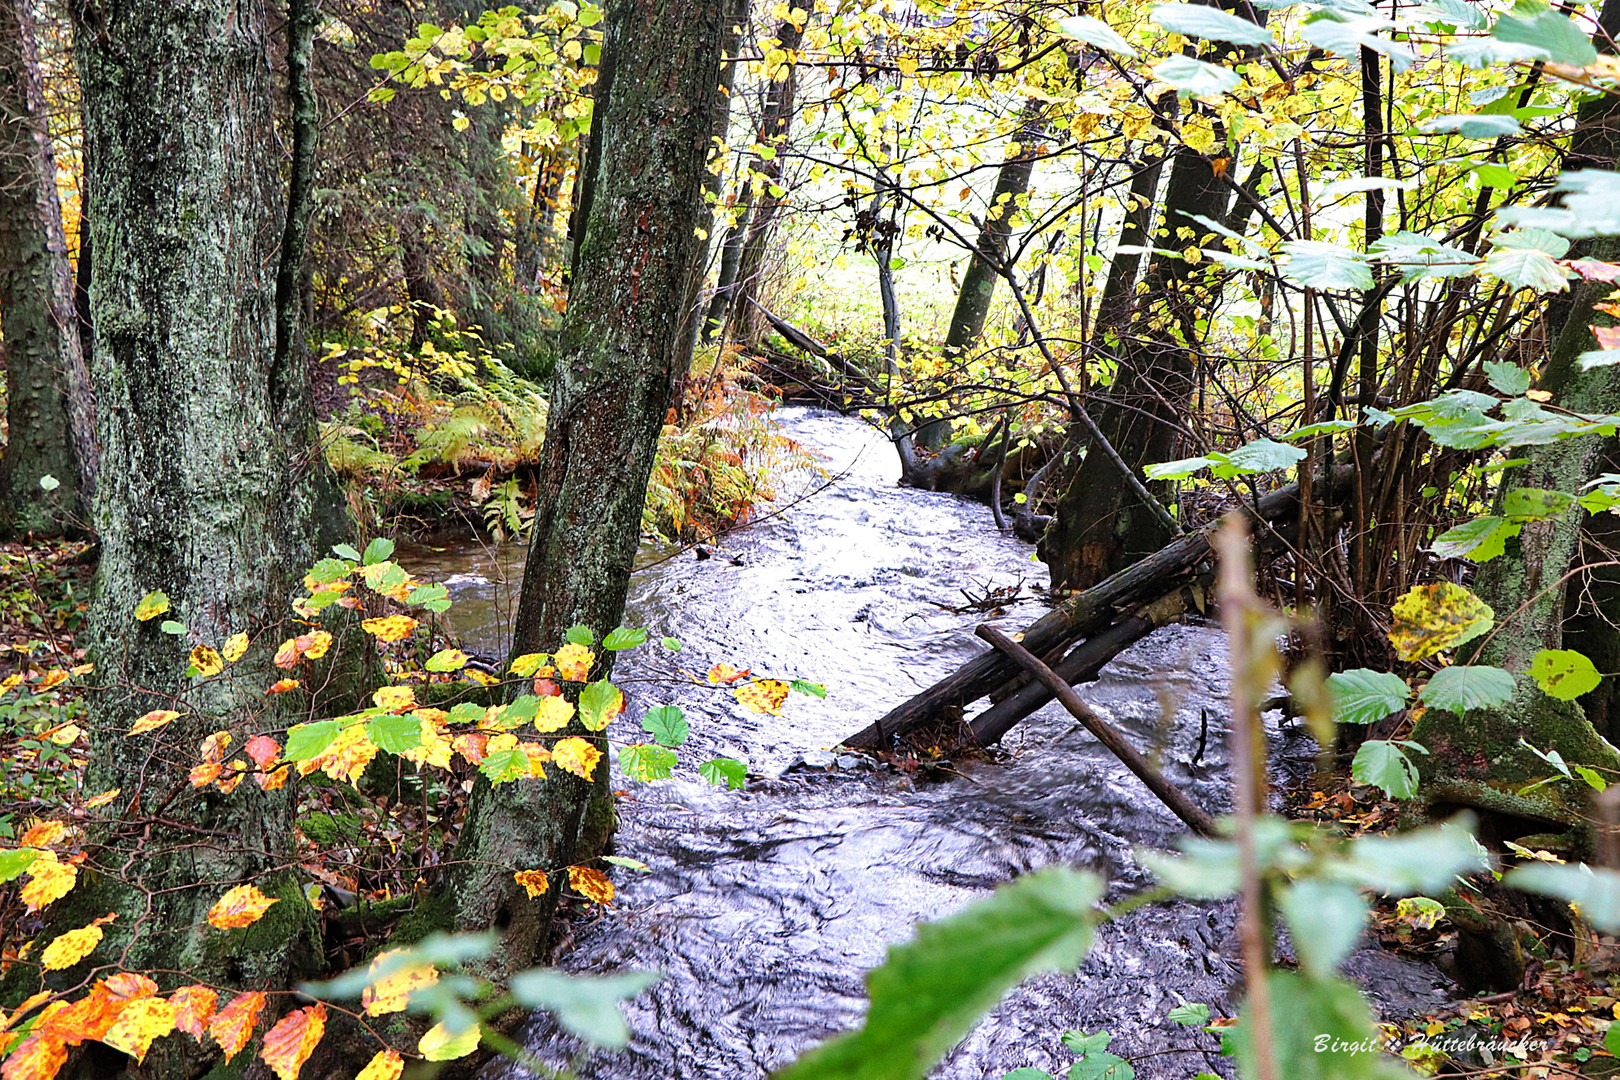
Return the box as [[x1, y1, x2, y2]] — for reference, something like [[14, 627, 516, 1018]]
[[1491, 9, 1597, 66], [1482, 240, 1572, 292], [1507, 862, 1620, 932], [641, 705, 689, 748], [1419, 665, 1516, 716], [509, 969, 660, 1050], [565, 624, 596, 647], [1281, 240, 1374, 290], [362, 537, 395, 565], [1421, 113, 1521, 139], [159, 620, 187, 636], [602, 855, 649, 871], [307, 557, 351, 584], [1167, 1003, 1210, 1026], [1152, 55, 1241, 97], [408, 582, 451, 613], [366, 713, 423, 753], [135, 590, 170, 621], [1327, 669, 1411, 725], [332, 543, 363, 562], [1212, 438, 1307, 477], [1498, 170, 1620, 239], [1301, 14, 1417, 69], [284, 720, 343, 762], [1151, 3, 1274, 44], [1278, 880, 1368, 977], [424, 648, 468, 672], [1053, 14, 1138, 57], [699, 757, 747, 790], [1530, 648, 1603, 700], [1144, 455, 1219, 480], [480, 747, 530, 784], [603, 626, 648, 651], [791, 679, 828, 698], [1483, 360, 1532, 396], [1333, 819, 1487, 895], [619, 743, 677, 782], [0, 848, 41, 883], [37, 474, 59, 492], [1229, 972, 1400, 1080], [1388, 582, 1494, 662], [776, 867, 1102, 1080], [1503, 487, 1575, 522], [1351, 739, 1421, 799], [660, 636, 682, 652], [1002, 1071, 1054, 1080], [579, 680, 625, 731], [1430, 516, 1518, 562]]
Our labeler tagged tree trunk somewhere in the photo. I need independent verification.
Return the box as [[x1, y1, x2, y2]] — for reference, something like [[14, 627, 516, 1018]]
[[55, 0, 340, 1063], [450, 0, 725, 982], [1039, 142, 1236, 589], [0, 0, 95, 536]]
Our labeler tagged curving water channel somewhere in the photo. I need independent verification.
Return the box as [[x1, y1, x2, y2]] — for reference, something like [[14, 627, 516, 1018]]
[[397, 407, 1453, 1080]]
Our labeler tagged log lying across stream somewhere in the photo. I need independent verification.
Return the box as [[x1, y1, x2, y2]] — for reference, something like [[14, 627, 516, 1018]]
[[842, 465, 1354, 751]]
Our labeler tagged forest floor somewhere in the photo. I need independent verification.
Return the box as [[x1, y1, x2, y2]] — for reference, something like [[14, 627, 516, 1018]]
[[2, 530, 1617, 1076]]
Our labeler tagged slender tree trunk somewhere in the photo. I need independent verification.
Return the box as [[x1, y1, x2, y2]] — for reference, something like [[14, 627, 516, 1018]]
[[0, 0, 95, 536], [54, 0, 342, 1064], [1039, 140, 1237, 589], [450, 0, 726, 981]]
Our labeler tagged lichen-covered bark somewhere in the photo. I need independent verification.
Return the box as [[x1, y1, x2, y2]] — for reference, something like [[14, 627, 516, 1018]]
[[52, 0, 335, 1053], [450, 0, 725, 981], [0, 0, 95, 536]]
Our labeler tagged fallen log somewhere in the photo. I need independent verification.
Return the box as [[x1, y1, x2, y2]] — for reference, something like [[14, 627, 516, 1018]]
[[977, 625, 1217, 836], [843, 464, 1353, 752]]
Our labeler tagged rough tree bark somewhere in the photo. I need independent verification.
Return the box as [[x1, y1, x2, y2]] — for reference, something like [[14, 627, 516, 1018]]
[[0, 0, 96, 536], [39, 0, 341, 1066], [450, 0, 726, 982]]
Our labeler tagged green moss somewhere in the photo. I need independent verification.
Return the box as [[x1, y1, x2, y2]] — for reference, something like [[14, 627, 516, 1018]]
[[387, 890, 455, 949], [576, 794, 618, 862]]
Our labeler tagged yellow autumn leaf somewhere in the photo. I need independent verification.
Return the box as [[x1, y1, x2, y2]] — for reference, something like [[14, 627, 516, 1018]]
[[84, 787, 121, 809], [362, 614, 418, 642], [361, 949, 440, 1016], [419, 1019, 480, 1061], [357, 1049, 405, 1080], [222, 632, 250, 663], [1387, 583, 1495, 662], [134, 590, 170, 621], [20, 852, 77, 910], [103, 995, 178, 1063], [18, 820, 65, 847], [567, 864, 615, 905], [304, 724, 379, 784], [373, 685, 417, 712], [126, 709, 182, 735], [207, 884, 280, 929], [169, 985, 219, 1039], [36, 669, 68, 691], [0, 673, 22, 696], [553, 736, 602, 780], [733, 678, 790, 715], [531, 695, 575, 733], [510, 652, 550, 677], [39, 914, 115, 971], [189, 646, 224, 677], [513, 869, 550, 898], [553, 642, 594, 682]]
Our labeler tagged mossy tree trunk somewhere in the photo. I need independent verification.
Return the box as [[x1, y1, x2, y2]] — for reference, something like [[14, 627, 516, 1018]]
[[450, 0, 725, 982], [0, 0, 96, 536], [42, 0, 340, 1063]]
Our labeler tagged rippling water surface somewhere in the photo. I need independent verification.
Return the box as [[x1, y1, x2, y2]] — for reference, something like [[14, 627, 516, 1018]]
[[397, 407, 1451, 1080]]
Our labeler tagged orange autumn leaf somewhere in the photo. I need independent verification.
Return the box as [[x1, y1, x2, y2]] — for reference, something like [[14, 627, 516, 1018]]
[[266, 678, 301, 694], [567, 865, 615, 905], [18, 820, 65, 847], [39, 914, 115, 971], [207, 991, 265, 1060], [84, 787, 121, 809], [553, 642, 595, 682], [215, 761, 247, 795], [301, 630, 332, 659], [733, 678, 790, 715], [552, 737, 602, 781], [361, 949, 439, 1017], [20, 853, 76, 911], [452, 731, 489, 765], [260, 1003, 325, 1080], [103, 972, 158, 1001], [189, 646, 224, 678], [244, 735, 280, 769], [1, 1034, 66, 1080], [36, 669, 68, 692], [189, 761, 223, 788], [39, 987, 117, 1044], [519, 742, 552, 778], [361, 615, 418, 642], [707, 662, 750, 684], [207, 884, 279, 930], [272, 631, 333, 669], [128, 709, 181, 735], [356, 1048, 405, 1080], [513, 869, 550, 899], [168, 985, 218, 1040], [102, 995, 177, 1063]]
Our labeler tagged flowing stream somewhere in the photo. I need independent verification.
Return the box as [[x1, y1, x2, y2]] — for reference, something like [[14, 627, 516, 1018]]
[[397, 407, 1452, 1080]]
